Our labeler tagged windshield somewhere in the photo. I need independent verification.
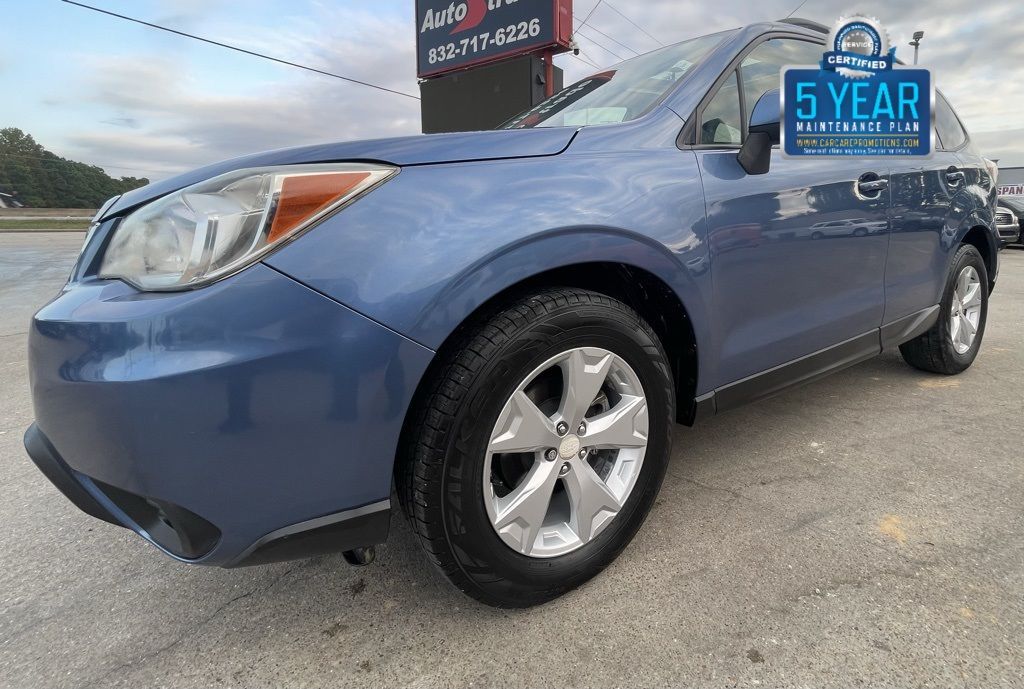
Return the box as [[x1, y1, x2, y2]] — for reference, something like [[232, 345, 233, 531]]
[[500, 32, 727, 130]]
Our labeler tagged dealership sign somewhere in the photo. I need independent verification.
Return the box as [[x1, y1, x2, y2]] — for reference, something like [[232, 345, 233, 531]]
[[416, 0, 573, 78]]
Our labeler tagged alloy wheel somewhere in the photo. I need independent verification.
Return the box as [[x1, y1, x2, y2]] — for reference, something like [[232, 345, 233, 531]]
[[950, 265, 982, 354], [483, 347, 649, 558]]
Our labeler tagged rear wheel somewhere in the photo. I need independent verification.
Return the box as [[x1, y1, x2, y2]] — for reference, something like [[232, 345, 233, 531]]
[[398, 288, 674, 607], [899, 244, 988, 374]]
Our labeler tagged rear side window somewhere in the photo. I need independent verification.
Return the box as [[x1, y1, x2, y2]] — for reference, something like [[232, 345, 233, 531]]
[[935, 95, 967, 150]]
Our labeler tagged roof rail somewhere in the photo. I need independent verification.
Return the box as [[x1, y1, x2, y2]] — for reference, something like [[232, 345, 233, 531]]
[[777, 17, 829, 33]]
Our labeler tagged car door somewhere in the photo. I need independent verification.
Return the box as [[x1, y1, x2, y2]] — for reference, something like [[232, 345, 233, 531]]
[[692, 35, 890, 392], [885, 93, 971, 323]]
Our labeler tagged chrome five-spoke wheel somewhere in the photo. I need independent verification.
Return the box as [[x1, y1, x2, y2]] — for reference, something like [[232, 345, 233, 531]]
[[950, 265, 982, 354], [483, 347, 649, 558]]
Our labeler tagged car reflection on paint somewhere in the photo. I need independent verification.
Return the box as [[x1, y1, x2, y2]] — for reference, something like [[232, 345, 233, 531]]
[[809, 218, 889, 239]]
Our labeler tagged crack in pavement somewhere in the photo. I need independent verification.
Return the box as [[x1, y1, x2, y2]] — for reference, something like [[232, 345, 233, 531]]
[[82, 565, 297, 688]]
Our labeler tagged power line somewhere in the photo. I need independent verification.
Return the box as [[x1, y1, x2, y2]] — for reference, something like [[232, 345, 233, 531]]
[[573, 15, 640, 55], [786, 0, 811, 18], [569, 51, 602, 70], [602, 1, 665, 46], [576, 0, 605, 31], [575, 29, 627, 62], [60, 0, 420, 100]]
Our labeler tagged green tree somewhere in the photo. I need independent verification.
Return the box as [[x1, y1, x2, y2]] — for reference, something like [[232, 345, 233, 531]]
[[0, 128, 149, 208]]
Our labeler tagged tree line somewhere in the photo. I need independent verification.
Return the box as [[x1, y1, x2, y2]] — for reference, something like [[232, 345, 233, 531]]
[[0, 128, 149, 208]]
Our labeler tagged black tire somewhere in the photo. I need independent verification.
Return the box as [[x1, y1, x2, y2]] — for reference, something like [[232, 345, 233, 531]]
[[397, 288, 674, 607], [899, 244, 989, 374]]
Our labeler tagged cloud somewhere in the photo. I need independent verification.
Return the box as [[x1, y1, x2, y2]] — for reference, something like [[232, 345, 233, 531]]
[[50, 0, 1024, 176], [972, 130, 1024, 167], [150, 0, 234, 29], [58, 6, 421, 178], [100, 117, 140, 129]]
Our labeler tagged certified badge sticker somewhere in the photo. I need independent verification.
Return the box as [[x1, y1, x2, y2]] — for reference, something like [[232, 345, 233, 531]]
[[782, 16, 934, 157]]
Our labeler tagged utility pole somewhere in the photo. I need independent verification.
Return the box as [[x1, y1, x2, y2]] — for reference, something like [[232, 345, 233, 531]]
[[909, 31, 924, 65]]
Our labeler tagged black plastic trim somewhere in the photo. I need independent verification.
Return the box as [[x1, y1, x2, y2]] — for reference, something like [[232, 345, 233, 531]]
[[713, 331, 881, 414], [880, 305, 941, 351], [70, 217, 120, 283], [91, 478, 221, 560], [687, 392, 717, 424], [229, 500, 392, 568], [23, 424, 121, 527]]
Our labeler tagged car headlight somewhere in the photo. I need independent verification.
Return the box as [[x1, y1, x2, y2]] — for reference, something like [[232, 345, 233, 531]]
[[99, 163, 397, 291]]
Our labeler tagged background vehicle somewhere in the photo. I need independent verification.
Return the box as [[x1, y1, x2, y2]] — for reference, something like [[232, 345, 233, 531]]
[[25, 19, 1000, 607], [996, 167, 1024, 247], [996, 204, 1020, 246]]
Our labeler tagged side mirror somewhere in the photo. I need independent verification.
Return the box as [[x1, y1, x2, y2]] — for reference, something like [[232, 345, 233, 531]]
[[749, 89, 781, 143], [738, 89, 781, 175]]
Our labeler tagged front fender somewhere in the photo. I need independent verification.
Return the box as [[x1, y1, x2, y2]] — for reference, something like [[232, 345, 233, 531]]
[[264, 150, 712, 385], [412, 227, 713, 384]]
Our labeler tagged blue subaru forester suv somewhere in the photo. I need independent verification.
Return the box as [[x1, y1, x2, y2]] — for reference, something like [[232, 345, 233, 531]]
[[25, 20, 999, 607]]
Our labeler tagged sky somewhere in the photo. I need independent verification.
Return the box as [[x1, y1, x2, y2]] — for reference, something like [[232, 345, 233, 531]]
[[2, 0, 1023, 180]]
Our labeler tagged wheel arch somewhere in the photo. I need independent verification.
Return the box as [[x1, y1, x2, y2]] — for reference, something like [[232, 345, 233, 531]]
[[392, 228, 712, 491], [393, 260, 702, 501], [958, 223, 997, 293], [411, 258, 703, 427], [488, 261, 699, 423]]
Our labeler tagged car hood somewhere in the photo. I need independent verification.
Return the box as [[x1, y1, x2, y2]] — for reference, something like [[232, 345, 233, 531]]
[[103, 127, 578, 219]]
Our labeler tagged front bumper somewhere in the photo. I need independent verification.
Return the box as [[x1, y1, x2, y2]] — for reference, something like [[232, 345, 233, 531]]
[[996, 222, 1021, 246], [26, 263, 433, 566]]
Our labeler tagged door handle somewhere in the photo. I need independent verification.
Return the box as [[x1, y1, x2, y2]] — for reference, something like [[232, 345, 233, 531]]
[[857, 174, 888, 195], [945, 167, 966, 185]]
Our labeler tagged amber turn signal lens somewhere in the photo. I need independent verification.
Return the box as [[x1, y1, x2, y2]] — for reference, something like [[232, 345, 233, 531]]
[[268, 171, 372, 242]]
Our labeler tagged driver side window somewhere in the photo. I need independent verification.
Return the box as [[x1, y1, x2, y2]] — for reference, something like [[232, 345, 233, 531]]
[[700, 72, 742, 145], [740, 38, 822, 119], [699, 36, 823, 147]]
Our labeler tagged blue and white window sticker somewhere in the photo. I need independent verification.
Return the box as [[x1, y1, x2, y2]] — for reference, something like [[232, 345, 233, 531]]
[[782, 16, 934, 157]]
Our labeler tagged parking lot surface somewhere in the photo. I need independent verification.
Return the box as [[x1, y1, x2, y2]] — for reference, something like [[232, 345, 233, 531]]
[[1, 233, 1022, 688]]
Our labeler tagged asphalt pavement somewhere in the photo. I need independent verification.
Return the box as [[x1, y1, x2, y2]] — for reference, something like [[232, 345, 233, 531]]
[[1, 232, 1021, 688]]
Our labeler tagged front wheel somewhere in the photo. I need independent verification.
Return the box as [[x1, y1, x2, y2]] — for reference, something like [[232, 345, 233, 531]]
[[398, 289, 674, 607], [899, 244, 989, 374]]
